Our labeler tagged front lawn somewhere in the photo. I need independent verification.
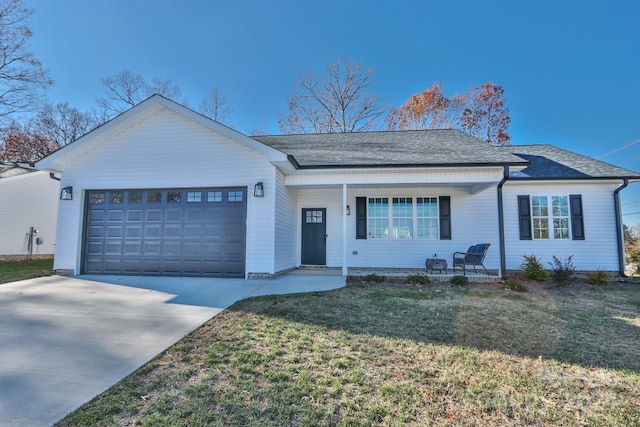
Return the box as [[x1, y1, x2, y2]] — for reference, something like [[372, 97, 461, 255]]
[[56, 280, 640, 426], [0, 259, 53, 284]]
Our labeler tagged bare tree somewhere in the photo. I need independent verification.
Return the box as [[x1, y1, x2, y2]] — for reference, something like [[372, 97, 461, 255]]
[[199, 87, 232, 124], [96, 70, 183, 120], [279, 59, 385, 134], [0, 0, 52, 124], [31, 102, 97, 147]]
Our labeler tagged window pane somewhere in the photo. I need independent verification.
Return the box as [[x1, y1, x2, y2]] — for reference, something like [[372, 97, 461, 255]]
[[368, 219, 389, 239], [552, 196, 568, 217], [533, 218, 549, 239], [167, 192, 182, 203], [110, 192, 123, 204], [417, 218, 438, 239], [148, 192, 162, 203], [207, 191, 222, 202], [187, 191, 202, 203], [91, 192, 105, 204], [228, 191, 243, 202], [392, 197, 413, 239], [554, 218, 569, 239], [368, 198, 389, 239], [417, 197, 438, 239], [532, 196, 548, 217], [305, 210, 323, 223], [128, 191, 142, 203]]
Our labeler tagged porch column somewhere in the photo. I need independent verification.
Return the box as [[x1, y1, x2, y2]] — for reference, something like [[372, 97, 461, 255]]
[[342, 183, 348, 276]]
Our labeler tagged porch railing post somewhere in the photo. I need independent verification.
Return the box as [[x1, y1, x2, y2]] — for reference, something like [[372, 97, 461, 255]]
[[342, 183, 348, 276]]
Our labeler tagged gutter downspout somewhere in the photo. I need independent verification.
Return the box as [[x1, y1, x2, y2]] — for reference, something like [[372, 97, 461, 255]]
[[497, 166, 510, 278], [49, 172, 60, 181], [614, 178, 629, 277]]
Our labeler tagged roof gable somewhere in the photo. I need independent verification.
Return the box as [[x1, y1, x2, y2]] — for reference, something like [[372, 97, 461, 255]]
[[36, 95, 288, 172]]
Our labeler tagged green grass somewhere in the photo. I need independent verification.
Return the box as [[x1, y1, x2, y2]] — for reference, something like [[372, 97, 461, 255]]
[[0, 259, 53, 284], [56, 281, 640, 426]]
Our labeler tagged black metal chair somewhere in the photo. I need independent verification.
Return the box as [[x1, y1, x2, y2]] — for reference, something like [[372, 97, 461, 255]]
[[452, 243, 490, 275]]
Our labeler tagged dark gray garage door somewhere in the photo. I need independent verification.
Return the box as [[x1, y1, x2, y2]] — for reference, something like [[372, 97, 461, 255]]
[[83, 188, 247, 277]]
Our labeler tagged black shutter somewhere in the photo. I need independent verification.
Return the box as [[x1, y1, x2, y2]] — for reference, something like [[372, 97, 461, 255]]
[[439, 196, 451, 240], [356, 197, 367, 239], [518, 195, 532, 240], [570, 194, 585, 240]]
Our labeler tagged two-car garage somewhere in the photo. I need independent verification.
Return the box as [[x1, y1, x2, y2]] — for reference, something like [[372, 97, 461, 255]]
[[83, 187, 247, 277]]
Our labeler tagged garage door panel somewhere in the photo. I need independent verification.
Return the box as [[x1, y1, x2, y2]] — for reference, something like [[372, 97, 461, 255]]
[[104, 242, 122, 255], [124, 242, 141, 254], [88, 226, 105, 238], [84, 188, 246, 277], [89, 210, 106, 222], [107, 210, 124, 221], [126, 210, 143, 221], [126, 226, 142, 238], [146, 210, 162, 221], [106, 226, 124, 238], [165, 209, 182, 222], [144, 225, 162, 238], [164, 224, 182, 238]]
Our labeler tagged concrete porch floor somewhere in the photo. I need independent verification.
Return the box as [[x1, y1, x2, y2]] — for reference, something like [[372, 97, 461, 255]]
[[294, 266, 501, 282]]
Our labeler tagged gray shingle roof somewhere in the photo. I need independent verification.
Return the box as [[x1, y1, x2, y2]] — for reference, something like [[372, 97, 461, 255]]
[[499, 145, 640, 179], [0, 162, 37, 179], [253, 129, 528, 168], [253, 130, 640, 180]]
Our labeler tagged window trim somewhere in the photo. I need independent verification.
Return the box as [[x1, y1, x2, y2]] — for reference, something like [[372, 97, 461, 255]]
[[364, 196, 444, 240]]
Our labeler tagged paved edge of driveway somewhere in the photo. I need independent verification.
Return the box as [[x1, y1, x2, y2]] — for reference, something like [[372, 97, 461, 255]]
[[0, 273, 345, 427]]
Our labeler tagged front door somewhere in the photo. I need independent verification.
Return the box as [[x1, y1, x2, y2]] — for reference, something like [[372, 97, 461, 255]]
[[301, 208, 327, 265]]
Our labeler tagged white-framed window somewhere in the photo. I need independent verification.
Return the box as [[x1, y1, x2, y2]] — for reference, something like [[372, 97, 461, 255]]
[[368, 197, 389, 239], [531, 195, 569, 239], [367, 196, 439, 240], [417, 197, 438, 239]]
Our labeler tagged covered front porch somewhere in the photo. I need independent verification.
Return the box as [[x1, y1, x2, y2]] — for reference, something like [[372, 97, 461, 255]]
[[287, 167, 505, 278]]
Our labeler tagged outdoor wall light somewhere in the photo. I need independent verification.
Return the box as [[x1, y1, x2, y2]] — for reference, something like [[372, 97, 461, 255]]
[[254, 181, 264, 197], [60, 186, 73, 200], [346, 205, 351, 215]]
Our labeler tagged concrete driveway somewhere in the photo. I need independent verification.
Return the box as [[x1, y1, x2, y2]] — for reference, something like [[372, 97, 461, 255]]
[[0, 273, 345, 427]]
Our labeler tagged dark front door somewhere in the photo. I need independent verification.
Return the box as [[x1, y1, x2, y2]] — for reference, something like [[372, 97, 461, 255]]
[[301, 208, 326, 265]]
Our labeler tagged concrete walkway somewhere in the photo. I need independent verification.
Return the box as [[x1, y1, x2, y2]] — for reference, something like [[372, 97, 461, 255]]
[[0, 273, 345, 427]]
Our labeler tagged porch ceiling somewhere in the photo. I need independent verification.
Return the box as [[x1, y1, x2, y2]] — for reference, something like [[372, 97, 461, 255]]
[[289, 181, 497, 194]]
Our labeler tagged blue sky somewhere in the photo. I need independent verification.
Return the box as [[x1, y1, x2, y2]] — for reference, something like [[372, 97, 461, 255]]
[[26, 0, 640, 223]]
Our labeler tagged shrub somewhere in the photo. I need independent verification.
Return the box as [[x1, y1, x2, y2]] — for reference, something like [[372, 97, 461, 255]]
[[628, 248, 640, 274], [406, 273, 431, 286], [549, 255, 575, 286], [450, 275, 469, 287], [503, 278, 528, 292], [586, 270, 609, 285], [521, 254, 548, 281], [362, 273, 385, 284]]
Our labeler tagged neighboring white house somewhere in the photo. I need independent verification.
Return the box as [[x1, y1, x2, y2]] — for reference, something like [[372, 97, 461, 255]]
[[0, 162, 58, 259], [35, 95, 640, 278]]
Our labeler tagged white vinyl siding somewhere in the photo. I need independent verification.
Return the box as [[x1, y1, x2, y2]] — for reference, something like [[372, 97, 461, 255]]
[[504, 182, 619, 271], [274, 169, 298, 273], [0, 171, 58, 256], [51, 107, 277, 275]]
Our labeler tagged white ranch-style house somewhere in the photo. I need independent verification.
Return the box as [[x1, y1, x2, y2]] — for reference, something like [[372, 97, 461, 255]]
[[35, 95, 640, 279]]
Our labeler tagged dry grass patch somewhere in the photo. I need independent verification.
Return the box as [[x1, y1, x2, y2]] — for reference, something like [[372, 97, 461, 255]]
[[56, 283, 640, 427]]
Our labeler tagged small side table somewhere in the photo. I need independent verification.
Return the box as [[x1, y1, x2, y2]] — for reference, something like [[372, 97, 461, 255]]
[[426, 258, 447, 274]]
